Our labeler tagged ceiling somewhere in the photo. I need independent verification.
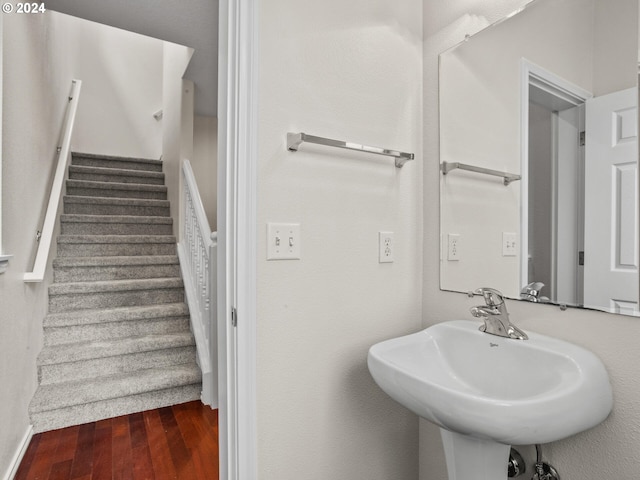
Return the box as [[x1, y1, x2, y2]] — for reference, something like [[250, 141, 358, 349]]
[[44, 0, 219, 117]]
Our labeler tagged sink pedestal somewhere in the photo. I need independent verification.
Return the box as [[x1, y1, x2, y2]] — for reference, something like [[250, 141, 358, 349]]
[[368, 320, 613, 478], [440, 429, 510, 480]]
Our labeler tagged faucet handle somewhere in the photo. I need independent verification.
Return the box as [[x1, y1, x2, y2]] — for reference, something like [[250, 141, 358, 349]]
[[474, 287, 505, 307]]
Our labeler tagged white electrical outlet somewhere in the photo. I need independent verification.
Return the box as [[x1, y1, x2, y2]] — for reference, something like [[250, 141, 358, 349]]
[[447, 234, 460, 261], [379, 231, 394, 263], [502, 232, 517, 256], [267, 223, 301, 260]]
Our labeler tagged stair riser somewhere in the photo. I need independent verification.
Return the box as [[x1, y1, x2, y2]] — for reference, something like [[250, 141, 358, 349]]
[[49, 288, 185, 313], [66, 186, 167, 200], [72, 157, 163, 172], [61, 221, 173, 236], [64, 203, 170, 217], [57, 243, 176, 257], [54, 264, 181, 283], [44, 304, 190, 329], [30, 383, 201, 433], [69, 171, 165, 185], [39, 346, 197, 384], [43, 316, 190, 346]]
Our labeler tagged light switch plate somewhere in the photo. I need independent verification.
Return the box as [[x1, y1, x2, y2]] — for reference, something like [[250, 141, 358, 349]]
[[267, 223, 301, 260]]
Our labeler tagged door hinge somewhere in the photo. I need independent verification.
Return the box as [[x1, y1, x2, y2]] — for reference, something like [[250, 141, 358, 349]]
[[579, 131, 586, 146], [578, 251, 585, 266], [231, 307, 238, 327]]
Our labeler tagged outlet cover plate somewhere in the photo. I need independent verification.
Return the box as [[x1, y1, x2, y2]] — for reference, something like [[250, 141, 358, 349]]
[[379, 231, 394, 263], [447, 233, 460, 261], [502, 232, 517, 257]]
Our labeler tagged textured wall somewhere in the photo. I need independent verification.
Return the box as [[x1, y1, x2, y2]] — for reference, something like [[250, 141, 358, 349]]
[[192, 116, 217, 229], [422, 0, 640, 478], [161, 42, 194, 234], [0, 13, 71, 477], [49, 13, 164, 160], [256, 0, 424, 477]]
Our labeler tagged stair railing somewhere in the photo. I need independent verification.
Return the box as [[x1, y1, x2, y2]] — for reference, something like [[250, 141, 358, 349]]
[[178, 159, 217, 407], [24, 79, 82, 282]]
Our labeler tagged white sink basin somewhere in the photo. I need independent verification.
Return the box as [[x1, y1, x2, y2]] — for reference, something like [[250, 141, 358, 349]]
[[368, 320, 613, 446]]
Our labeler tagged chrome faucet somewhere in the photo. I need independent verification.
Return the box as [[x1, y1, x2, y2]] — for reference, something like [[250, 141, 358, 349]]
[[470, 287, 528, 340], [520, 281, 549, 303]]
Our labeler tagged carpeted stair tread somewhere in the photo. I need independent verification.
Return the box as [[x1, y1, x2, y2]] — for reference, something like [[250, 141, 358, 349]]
[[56, 235, 178, 257], [56, 236, 177, 257], [53, 255, 180, 281], [66, 179, 168, 199], [66, 179, 167, 192], [63, 195, 170, 216], [30, 384, 201, 433], [53, 255, 179, 268], [37, 332, 196, 366], [44, 303, 190, 328], [49, 277, 183, 296], [68, 164, 165, 181], [71, 152, 163, 172], [38, 344, 197, 383], [67, 166, 165, 186], [43, 316, 191, 347], [61, 214, 173, 225], [60, 214, 174, 235], [52, 256, 181, 282], [29, 363, 201, 413], [63, 195, 170, 208], [57, 234, 176, 244]]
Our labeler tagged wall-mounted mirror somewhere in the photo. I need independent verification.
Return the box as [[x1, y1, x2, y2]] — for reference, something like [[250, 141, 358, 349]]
[[439, 0, 639, 316]]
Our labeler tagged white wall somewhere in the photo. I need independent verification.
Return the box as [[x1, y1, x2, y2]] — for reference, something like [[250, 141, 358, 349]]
[[192, 116, 217, 229], [423, 0, 640, 478], [256, 0, 423, 477], [162, 42, 194, 231], [0, 13, 72, 477], [0, 13, 3, 256], [593, 0, 638, 96], [49, 13, 164, 159]]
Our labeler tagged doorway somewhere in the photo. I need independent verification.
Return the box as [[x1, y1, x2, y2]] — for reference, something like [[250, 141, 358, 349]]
[[522, 60, 639, 313], [521, 60, 591, 305]]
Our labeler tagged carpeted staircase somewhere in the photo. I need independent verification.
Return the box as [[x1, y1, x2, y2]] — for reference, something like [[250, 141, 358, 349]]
[[29, 152, 202, 433]]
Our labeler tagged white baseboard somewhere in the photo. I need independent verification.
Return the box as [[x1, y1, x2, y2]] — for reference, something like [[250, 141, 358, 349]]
[[2, 425, 33, 480]]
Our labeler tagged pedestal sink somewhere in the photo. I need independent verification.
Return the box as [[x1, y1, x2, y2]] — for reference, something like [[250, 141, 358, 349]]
[[367, 320, 613, 480]]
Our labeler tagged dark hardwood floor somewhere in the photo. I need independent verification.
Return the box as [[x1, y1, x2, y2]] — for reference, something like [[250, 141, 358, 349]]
[[15, 401, 219, 480]]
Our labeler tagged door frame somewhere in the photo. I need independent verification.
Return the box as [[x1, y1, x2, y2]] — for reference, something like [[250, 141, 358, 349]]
[[217, 0, 258, 478], [519, 59, 591, 293]]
